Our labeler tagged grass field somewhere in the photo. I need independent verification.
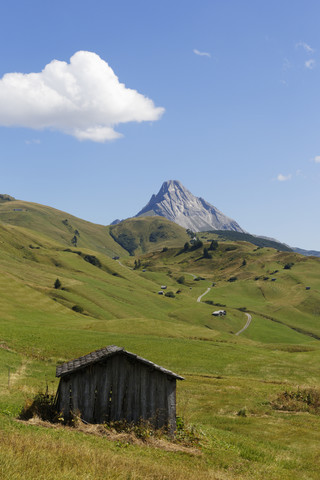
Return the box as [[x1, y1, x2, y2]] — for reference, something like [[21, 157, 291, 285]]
[[1, 202, 320, 479]]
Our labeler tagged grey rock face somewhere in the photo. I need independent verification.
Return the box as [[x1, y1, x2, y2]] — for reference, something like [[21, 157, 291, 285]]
[[110, 219, 122, 225], [136, 180, 244, 232]]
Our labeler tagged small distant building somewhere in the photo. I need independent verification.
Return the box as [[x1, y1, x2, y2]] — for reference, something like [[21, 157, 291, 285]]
[[161, 285, 167, 289], [55, 346, 184, 432], [306, 286, 311, 290], [212, 310, 226, 316], [158, 290, 164, 295], [112, 256, 120, 260]]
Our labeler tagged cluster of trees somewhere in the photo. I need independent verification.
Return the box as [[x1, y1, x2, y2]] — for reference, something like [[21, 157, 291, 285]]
[[134, 259, 141, 269]]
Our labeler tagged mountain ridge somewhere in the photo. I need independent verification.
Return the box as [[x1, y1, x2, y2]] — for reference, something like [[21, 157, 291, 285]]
[[135, 180, 244, 233]]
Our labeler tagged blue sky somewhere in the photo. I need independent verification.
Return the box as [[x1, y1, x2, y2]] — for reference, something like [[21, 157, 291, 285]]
[[1, 0, 320, 249]]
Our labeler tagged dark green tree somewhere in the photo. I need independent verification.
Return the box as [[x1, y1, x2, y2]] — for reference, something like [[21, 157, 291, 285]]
[[54, 278, 61, 289], [208, 240, 218, 251], [203, 248, 212, 259]]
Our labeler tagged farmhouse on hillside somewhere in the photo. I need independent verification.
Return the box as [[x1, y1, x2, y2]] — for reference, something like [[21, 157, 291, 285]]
[[55, 345, 184, 432]]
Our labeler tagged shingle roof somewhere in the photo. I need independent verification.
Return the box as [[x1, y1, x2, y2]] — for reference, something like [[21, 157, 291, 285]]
[[56, 345, 184, 380]]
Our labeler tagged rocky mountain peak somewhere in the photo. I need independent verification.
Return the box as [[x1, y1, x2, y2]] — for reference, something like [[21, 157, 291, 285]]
[[136, 180, 244, 233]]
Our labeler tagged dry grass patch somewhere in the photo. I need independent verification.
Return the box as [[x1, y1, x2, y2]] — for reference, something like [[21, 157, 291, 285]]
[[18, 417, 202, 455], [271, 387, 320, 414]]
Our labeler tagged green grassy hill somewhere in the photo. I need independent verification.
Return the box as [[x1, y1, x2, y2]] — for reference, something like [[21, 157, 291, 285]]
[[1, 204, 320, 480], [109, 216, 189, 254], [0, 199, 127, 257], [199, 229, 293, 252]]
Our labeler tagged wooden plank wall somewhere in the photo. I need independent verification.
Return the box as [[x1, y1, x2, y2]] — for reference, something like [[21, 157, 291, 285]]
[[56, 354, 177, 430]]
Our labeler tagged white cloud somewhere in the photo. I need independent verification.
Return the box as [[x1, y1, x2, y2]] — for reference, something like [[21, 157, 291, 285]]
[[277, 173, 292, 182], [305, 59, 316, 69], [193, 49, 211, 58], [0, 51, 165, 142], [314, 156, 320, 163], [296, 42, 315, 54]]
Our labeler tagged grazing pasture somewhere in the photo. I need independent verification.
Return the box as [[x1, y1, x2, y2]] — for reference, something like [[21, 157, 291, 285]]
[[1, 204, 320, 479]]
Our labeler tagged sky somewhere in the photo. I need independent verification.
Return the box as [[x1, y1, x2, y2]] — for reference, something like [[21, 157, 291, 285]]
[[1, 0, 320, 250]]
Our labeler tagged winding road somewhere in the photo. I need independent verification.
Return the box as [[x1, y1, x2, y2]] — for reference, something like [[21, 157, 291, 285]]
[[196, 284, 253, 335], [235, 313, 252, 336], [197, 287, 211, 303]]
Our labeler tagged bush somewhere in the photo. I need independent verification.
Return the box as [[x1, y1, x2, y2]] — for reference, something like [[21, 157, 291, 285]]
[[284, 262, 294, 270], [203, 248, 212, 259], [190, 239, 203, 251], [271, 387, 320, 414], [165, 291, 175, 298], [72, 305, 84, 313], [177, 276, 185, 284], [134, 259, 141, 270], [84, 255, 101, 268], [237, 408, 247, 417], [228, 276, 237, 282], [208, 240, 218, 251], [19, 393, 58, 422], [225, 246, 237, 252], [54, 278, 61, 289]]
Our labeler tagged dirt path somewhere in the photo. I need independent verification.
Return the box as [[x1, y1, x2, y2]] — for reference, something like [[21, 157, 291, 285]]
[[182, 272, 197, 279], [235, 313, 252, 336], [9, 358, 30, 387], [116, 260, 132, 270], [197, 287, 211, 303]]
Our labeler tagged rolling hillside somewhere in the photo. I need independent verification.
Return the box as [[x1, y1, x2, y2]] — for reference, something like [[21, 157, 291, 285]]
[[1, 202, 320, 480], [109, 216, 189, 255], [0, 199, 127, 257]]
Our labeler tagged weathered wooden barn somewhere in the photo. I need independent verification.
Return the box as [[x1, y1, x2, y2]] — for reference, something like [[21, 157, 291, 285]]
[[55, 345, 184, 431]]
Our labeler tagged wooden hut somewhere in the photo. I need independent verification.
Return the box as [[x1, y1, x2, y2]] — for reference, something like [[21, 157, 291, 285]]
[[55, 345, 184, 432]]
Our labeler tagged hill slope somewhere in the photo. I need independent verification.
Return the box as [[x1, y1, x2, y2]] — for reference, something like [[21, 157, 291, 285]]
[[109, 215, 189, 255], [0, 199, 127, 257], [1, 197, 320, 480]]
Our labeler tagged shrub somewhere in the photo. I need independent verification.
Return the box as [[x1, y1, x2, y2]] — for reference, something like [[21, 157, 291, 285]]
[[190, 239, 203, 251], [19, 393, 57, 422], [208, 240, 218, 251], [271, 387, 320, 414], [203, 248, 212, 259], [165, 291, 175, 298], [228, 276, 237, 282], [83, 254, 101, 268], [284, 262, 294, 270], [225, 246, 237, 252], [54, 278, 61, 289], [72, 305, 84, 313], [237, 408, 247, 417], [177, 276, 185, 284], [134, 259, 141, 270]]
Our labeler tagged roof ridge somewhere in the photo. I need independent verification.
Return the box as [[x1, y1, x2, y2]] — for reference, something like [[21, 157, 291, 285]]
[[56, 345, 184, 380]]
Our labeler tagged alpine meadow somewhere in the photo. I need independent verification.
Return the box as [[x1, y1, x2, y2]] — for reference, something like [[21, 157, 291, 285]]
[[1, 195, 320, 480]]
